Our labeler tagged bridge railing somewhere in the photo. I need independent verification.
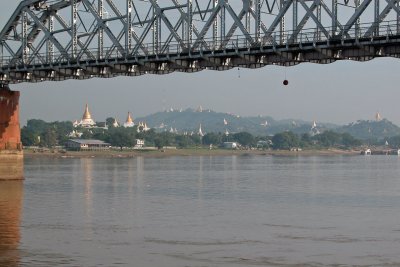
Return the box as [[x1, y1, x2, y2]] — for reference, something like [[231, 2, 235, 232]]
[[1, 20, 400, 68]]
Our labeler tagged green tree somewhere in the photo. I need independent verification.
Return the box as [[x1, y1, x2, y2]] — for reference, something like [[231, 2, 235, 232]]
[[341, 133, 362, 148], [41, 128, 58, 148], [92, 129, 110, 141], [314, 130, 341, 147], [222, 134, 234, 143], [107, 128, 135, 150], [80, 129, 94, 139], [300, 133, 312, 147], [189, 135, 202, 146], [52, 121, 73, 145], [26, 119, 48, 134], [202, 133, 222, 146], [175, 135, 192, 148], [272, 131, 299, 150], [387, 135, 400, 148], [154, 137, 166, 149], [232, 132, 255, 147], [21, 127, 38, 146], [106, 117, 115, 128]]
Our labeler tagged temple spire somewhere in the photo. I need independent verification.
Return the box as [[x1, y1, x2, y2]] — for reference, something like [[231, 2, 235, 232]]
[[375, 112, 382, 122], [198, 124, 204, 137], [74, 104, 96, 128], [82, 104, 92, 120], [126, 112, 134, 123]]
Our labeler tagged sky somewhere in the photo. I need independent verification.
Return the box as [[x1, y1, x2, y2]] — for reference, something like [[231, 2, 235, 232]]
[[1, 1, 400, 126]]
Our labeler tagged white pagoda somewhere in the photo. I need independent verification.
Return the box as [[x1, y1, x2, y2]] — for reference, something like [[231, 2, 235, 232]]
[[375, 112, 382, 122], [198, 124, 205, 137], [112, 118, 120, 128], [73, 104, 96, 128]]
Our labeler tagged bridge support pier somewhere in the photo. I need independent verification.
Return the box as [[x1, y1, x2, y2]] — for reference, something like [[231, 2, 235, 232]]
[[0, 85, 23, 180]]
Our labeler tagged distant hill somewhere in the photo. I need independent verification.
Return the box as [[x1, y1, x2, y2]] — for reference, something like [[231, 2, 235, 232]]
[[135, 108, 400, 139], [336, 119, 400, 140], [136, 108, 338, 136]]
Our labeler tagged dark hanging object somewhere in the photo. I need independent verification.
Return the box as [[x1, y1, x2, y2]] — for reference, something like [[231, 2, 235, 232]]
[[283, 79, 289, 86]]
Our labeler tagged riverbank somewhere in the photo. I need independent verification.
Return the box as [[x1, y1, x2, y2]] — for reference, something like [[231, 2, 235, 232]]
[[23, 148, 361, 159]]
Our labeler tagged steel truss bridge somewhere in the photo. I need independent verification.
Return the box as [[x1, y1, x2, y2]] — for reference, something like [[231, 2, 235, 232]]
[[1, 0, 400, 84]]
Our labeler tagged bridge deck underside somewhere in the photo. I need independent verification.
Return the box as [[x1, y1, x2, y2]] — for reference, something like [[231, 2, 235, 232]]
[[2, 35, 400, 83], [1, 0, 400, 83]]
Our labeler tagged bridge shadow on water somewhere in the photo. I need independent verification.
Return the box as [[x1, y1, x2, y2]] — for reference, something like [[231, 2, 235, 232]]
[[0, 181, 23, 267]]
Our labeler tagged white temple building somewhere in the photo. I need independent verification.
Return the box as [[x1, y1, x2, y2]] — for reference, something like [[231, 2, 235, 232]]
[[112, 118, 120, 128], [198, 124, 205, 137], [73, 104, 96, 128], [310, 120, 320, 136], [375, 112, 382, 121], [68, 130, 83, 138], [137, 122, 151, 132], [123, 112, 135, 128]]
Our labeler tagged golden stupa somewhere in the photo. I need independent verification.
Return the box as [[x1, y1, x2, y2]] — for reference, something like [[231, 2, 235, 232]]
[[126, 112, 133, 123], [73, 104, 96, 128], [82, 104, 92, 120], [123, 112, 135, 128]]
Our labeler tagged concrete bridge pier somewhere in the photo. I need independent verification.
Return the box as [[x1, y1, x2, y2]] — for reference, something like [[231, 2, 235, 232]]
[[0, 85, 23, 180]]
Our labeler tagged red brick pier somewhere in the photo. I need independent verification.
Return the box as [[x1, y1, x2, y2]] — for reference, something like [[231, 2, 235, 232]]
[[0, 86, 23, 180]]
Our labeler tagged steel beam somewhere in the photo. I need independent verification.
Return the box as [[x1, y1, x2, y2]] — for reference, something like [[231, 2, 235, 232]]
[[1, 0, 400, 84]]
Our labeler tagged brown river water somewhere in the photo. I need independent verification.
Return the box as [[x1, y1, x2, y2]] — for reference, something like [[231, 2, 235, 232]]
[[1, 155, 400, 266]]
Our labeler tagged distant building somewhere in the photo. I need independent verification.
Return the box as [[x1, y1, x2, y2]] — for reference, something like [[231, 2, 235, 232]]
[[223, 142, 238, 149], [362, 148, 372, 155], [68, 130, 83, 138], [257, 140, 271, 148], [112, 118, 120, 128], [134, 139, 145, 148], [73, 104, 96, 128], [310, 120, 320, 136], [124, 112, 135, 128], [375, 112, 382, 121], [169, 127, 178, 134], [65, 139, 111, 151], [137, 122, 151, 132], [198, 124, 204, 137]]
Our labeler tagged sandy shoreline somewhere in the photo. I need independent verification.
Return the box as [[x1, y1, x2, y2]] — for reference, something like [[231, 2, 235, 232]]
[[22, 148, 361, 159]]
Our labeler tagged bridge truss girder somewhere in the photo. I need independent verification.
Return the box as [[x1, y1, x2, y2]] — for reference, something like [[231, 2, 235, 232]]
[[1, 0, 400, 84]]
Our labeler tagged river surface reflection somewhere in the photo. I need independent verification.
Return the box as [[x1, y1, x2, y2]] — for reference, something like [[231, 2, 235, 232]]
[[0, 181, 23, 267], [2, 155, 400, 266]]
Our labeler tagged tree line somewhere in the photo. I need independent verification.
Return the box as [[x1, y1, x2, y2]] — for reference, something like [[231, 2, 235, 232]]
[[22, 119, 395, 150]]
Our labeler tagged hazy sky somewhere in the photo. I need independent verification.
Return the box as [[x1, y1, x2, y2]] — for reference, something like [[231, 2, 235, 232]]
[[1, 1, 399, 126]]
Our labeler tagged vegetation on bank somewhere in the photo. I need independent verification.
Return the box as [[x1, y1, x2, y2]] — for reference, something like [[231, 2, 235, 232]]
[[20, 119, 390, 151]]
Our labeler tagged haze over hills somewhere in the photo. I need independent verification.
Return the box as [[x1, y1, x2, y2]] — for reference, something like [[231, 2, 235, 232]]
[[134, 108, 400, 140], [336, 119, 400, 140], [135, 107, 319, 136]]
